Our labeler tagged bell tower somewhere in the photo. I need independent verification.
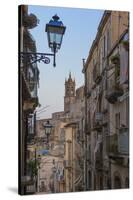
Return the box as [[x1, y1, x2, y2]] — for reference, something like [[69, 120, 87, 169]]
[[64, 72, 76, 113]]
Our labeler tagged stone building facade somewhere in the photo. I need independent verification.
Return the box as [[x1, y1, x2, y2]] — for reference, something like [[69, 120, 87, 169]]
[[82, 10, 129, 190], [19, 5, 40, 195]]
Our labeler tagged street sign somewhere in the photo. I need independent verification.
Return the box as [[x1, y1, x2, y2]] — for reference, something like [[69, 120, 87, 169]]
[[38, 149, 49, 155]]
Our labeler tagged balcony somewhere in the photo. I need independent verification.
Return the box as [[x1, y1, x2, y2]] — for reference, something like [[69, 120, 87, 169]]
[[102, 112, 108, 126], [93, 63, 102, 84], [27, 134, 35, 144], [92, 112, 103, 131], [106, 77, 123, 104], [86, 90, 91, 98], [95, 151, 103, 171], [85, 123, 91, 135], [23, 97, 38, 112], [63, 160, 72, 169], [106, 128, 129, 157], [23, 13, 39, 29], [21, 64, 39, 109], [21, 175, 34, 186], [93, 122, 103, 131]]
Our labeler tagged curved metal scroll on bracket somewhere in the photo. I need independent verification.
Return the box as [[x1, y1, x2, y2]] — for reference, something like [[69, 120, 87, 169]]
[[20, 52, 56, 67]]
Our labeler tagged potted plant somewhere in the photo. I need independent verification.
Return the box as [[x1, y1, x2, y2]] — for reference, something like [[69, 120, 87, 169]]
[[111, 54, 120, 65], [122, 40, 129, 51], [27, 159, 40, 179], [23, 13, 39, 29]]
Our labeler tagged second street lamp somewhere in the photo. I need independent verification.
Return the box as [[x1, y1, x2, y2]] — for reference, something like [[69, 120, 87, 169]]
[[43, 120, 53, 147]]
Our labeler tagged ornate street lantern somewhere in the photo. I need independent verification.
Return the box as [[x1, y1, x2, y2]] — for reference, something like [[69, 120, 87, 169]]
[[43, 120, 53, 144], [45, 14, 66, 57], [19, 14, 66, 67], [21, 14, 66, 67]]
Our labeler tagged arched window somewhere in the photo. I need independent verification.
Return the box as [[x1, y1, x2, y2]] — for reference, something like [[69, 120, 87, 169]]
[[114, 175, 121, 189], [41, 181, 45, 192], [99, 176, 103, 190], [88, 171, 92, 190]]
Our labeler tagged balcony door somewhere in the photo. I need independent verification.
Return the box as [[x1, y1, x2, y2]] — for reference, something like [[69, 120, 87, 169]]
[[114, 176, 121, 189]]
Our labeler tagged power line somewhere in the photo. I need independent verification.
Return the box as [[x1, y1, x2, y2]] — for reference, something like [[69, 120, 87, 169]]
[[36, 105, 50, 113]]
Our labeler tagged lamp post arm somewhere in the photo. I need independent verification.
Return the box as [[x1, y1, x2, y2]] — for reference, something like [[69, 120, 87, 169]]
[[53, 53, 56, 67], [20, 52, 56, 67]]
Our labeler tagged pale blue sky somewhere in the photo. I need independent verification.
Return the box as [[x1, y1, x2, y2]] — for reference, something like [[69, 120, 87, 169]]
[[28, 5, 104, 119]]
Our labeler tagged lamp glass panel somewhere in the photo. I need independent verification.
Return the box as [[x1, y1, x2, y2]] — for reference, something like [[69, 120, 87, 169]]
[[45, 127, 51, 135], [49, 32, 62, 45]]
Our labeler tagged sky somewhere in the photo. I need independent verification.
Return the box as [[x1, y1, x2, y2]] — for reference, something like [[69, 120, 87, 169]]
[[28, 5, 104, 119]]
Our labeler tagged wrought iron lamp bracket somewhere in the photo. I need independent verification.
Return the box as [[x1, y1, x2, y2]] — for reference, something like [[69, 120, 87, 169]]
[[20, 52, 56, 67]]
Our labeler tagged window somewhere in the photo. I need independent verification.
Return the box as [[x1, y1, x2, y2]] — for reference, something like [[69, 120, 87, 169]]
[[99, 176, 103, 190], [88, 171, 92, 190], [115, 113, 120, 134], [107, 29, 111, 53], [27, 150, 30, 160], [104, 125, 109, 136], [103, 36, 106, 58], [114, 176, 121, 189], [68, 142, 72, 162], [41, 181, 45, 192], [60, 128, 65, 142], [93, 59, 98, 82], [120, 34, 129, 84], [100, 47, 103, 73], [88, 144, 91, 159], [125, 177, 129, 188], [98, 95, 102, 112], [28, 115, 34, 135]]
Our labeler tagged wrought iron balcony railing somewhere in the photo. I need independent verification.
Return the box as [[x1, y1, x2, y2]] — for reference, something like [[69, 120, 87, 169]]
[[21, 175, 35, 186], [21, 59, 39, 100], [95, 151, 103, 170], [106, 66, 123, 104], [92, 112, 103, 131], [93, 63, 102, 84], [85, 123, 91, 135], [106, 128, 129, 156]]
